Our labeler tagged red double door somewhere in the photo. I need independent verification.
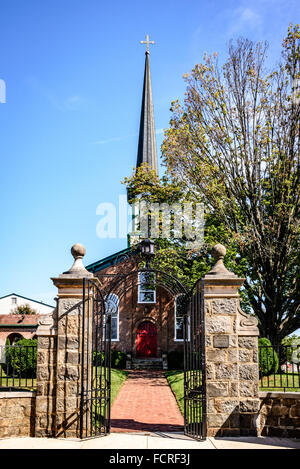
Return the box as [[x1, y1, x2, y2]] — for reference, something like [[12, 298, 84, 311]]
[[136, 321, 157, 357]]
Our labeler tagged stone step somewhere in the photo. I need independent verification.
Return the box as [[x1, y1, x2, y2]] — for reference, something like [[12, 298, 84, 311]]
[[131, 358, 163, 370]]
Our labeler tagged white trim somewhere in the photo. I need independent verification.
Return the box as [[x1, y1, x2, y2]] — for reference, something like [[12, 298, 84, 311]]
[[138, 272, 156, 304], [174, 294, 190, 341], [105, 293, 119, 341]]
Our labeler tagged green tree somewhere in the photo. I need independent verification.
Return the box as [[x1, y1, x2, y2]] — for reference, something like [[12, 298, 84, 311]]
[[5, 338, 37, 378], [123, 163, 251, 311], [160, 25, 300, 344], [11, 304, 37, 315], [258, 338, 279, 376]]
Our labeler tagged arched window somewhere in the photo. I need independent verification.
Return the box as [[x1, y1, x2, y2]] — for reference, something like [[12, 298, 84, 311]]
[[138, 271, 156, 303], [105, 294, 119, 341], [174, 295, 189, 341]]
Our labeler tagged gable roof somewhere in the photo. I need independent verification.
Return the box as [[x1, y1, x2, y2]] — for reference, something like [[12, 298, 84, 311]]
[[0, 293, 54, 309], [85, 247, 132, 273]]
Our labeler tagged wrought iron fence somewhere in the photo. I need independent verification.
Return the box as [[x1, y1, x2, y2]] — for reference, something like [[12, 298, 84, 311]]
[[0, 344, 37, 391], [259, 344, 300, 392]]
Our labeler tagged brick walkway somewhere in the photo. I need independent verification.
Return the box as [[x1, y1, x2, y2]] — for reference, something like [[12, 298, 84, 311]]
[[111, 370, 184, 433]]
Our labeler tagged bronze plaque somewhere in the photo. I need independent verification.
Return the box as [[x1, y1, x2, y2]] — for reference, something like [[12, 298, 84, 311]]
[[213, 335, 229, 348]]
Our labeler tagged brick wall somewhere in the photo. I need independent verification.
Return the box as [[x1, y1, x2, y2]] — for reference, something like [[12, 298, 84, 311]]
[[259, 392, 300, 438], [0, 314, 41, 346], [95, 264, 184, 357], [0, 391, 36, 437]]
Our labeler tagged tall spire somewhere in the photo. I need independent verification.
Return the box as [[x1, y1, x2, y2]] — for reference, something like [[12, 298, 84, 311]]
[[136, 35, 158, 175]]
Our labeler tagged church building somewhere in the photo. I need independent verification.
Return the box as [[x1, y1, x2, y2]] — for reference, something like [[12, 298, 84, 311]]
[[86, 38, 184, 369]]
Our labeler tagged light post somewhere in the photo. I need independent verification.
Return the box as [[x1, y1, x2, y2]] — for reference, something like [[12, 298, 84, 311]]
[[140, 238, 155, 268]]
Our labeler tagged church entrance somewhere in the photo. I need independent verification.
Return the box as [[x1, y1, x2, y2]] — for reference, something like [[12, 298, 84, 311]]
[[136, 321, 157, 357], [80, 245, 207, 441]]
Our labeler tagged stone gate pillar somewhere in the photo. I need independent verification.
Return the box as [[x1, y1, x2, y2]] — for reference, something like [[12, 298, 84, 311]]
[[35, 243, 93, 438], [204, 244, 260, 437], [35, 307, 57, 437]]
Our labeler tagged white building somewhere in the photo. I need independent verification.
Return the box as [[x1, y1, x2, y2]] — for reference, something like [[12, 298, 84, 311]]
[[0, 293, 54, 315]]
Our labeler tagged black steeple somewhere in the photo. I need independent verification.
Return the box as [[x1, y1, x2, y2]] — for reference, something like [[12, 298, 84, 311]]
[[136, 36, 158, 175]]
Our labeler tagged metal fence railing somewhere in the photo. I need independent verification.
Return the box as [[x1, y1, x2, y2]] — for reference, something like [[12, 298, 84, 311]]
[[259, 344, 300, 392], [0, 344, 37, 391]]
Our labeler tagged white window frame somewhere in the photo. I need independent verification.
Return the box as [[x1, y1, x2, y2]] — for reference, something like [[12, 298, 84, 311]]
[[138, 272, 156, 304], [174, 294, 190, 341], [105, 293, 119, 342]]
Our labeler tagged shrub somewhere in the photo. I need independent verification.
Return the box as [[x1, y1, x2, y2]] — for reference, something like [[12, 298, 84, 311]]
[[93, 350, 126, 369], [5, 338, 37, 378], [168, 350, 184, 370], [111, 351, 126, 369], [258, 338, 279, 376]]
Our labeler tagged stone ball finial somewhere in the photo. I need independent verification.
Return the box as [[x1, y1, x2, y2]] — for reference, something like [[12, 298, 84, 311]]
[[211, 244, 226, 261], [60, 243, 93, 277], [206, 243, 237, 278], [71, 243, 86, 260]]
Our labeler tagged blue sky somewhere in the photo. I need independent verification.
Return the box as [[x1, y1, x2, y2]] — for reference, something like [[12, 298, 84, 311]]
[[0, 0, 299, 305]]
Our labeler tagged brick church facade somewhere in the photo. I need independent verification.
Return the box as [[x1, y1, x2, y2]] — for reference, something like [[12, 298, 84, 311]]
[[86, 253, 185, 367], [86, 44, 184, 368]]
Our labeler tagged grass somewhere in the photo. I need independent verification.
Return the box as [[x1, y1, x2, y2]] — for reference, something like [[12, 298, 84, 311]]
[[165, 370, 184, 415], [165, 370, 300, 404], [111, 368, 128, 403], [165, 370, 204, 427], [0, 375, 36, 391], [260, 373, 300, 392], [91, 367, 127, 430]]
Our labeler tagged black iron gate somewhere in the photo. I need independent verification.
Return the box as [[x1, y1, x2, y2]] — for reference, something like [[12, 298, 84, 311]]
[[184, 278, 206, 440], [79, 253, 206, 440], [80, 278, 111, 439]]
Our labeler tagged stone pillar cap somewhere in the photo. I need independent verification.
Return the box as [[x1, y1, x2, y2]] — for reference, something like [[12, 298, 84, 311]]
[[60, 243, 93, 278], [205, 244, 238, 278]]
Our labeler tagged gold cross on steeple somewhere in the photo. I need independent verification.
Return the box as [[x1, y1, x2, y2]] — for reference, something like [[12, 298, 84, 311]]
[[140, 34, 155, 54]]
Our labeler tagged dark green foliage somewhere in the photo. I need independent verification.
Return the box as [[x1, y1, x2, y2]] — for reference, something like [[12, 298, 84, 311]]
[[93, 351, 104, 366], [168, 350, 184, 370], [258, 338, 279, 377], [5, 338, 37, 378], [93, 350, 126, 369], [111, 351, 126, 369], [11, 304, 37, 315]]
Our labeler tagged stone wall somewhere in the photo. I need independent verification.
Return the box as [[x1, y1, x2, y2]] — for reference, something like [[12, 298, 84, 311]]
[[35, 321, 57, 437], [259, 392, 300, 438], [0, 391, 36, 437]]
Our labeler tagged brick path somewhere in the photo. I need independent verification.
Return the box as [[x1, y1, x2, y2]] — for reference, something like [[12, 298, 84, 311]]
[[111, 370, 184, 433]]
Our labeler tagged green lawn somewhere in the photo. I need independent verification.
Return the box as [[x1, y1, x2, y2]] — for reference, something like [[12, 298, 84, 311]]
[[165, 370, 300, 402], [111, 368, 128, 403], [260, 374, 300, 392], [91, 367, 127, 430], [0, 376, 36, 391], [165, 370, 184, 415], [166, 370, 205, 427]]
